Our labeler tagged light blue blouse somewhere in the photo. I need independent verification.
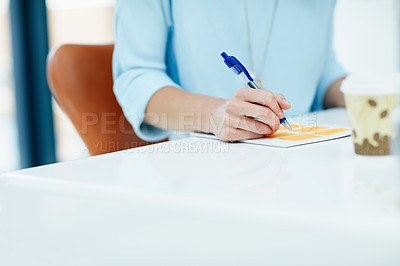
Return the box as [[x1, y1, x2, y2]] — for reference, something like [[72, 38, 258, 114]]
[[113, 0, 347, 142]]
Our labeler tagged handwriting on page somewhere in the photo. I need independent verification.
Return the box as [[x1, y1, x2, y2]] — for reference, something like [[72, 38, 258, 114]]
[[291, 126, 329, 133], [314, 128, 349, 135], [262, 124, 351, 143], [192, 123, 351, 148]]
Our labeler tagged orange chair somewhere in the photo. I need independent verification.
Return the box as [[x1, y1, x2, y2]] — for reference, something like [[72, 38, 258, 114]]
[[47, 44, 165, 156]]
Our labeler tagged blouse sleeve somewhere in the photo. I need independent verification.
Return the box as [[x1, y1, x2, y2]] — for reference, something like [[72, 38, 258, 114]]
[[112, 0, 181, 141], [311, 3, 347, 111]]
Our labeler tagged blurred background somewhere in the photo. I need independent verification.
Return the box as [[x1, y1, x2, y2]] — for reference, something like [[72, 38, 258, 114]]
[[0, 0, 399, 174]]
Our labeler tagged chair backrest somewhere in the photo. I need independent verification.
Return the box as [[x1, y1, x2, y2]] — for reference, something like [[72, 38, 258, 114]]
[[47, 44, 163, 156]]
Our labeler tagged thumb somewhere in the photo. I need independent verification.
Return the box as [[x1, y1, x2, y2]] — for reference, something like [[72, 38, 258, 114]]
[[275, 93, 291, 110]]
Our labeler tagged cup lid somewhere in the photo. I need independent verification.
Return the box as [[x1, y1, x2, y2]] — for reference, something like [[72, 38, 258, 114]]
[[340, 73, 400, 95]]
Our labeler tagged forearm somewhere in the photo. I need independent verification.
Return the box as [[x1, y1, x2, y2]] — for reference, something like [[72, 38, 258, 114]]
[[323, 76, 346, 108], [144, 86, 224, 133]]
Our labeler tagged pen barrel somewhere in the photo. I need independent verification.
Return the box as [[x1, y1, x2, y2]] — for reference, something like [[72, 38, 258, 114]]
[[247, 80, 260, 90], [237, 72, 260, 90]]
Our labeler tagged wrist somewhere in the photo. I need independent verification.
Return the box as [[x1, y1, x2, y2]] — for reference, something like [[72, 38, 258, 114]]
[[198, 96, 225, 134]]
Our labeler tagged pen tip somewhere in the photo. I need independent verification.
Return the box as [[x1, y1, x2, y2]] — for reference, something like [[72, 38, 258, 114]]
[[283, 121, 292, 131]]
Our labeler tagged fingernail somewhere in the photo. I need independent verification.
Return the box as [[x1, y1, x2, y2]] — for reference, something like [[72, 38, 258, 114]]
[[283, 99, 290, 105]]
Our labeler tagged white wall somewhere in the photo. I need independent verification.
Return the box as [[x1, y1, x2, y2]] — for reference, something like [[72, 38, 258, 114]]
[[334, 0, 400, 73]]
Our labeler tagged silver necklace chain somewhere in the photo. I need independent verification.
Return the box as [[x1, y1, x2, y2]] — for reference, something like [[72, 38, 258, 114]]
[[244, 0, 279, 88]]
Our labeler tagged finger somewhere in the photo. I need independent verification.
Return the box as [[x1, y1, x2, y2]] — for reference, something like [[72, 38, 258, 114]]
[[232, 101, 280, 131], [222, 127, 265, 142], [235, 88, 284, 118], [232, 116, 274, 135], [275, 93, 291, 110]]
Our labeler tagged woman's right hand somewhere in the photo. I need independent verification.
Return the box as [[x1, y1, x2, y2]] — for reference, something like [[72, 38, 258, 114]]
[[208, 88, 291, 142]]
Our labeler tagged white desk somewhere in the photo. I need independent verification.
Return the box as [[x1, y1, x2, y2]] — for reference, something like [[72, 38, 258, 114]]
[[1, 108, 399, 266]]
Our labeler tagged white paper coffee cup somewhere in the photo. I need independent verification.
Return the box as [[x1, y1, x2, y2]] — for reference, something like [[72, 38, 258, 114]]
[[341, 73, 400, 155]]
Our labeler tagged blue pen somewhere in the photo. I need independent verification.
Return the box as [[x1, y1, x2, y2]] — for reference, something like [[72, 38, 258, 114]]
[[221, 52, 292, 131]]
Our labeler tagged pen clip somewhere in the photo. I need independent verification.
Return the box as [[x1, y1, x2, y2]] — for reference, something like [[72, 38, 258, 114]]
[[221, 52, 254, 82]]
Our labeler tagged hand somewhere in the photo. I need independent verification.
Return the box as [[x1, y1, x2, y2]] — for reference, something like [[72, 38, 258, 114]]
[[209, 88, 291, 142]]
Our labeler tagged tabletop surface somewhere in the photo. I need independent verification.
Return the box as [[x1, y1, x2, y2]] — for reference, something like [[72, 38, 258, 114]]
[[2, 108, 399, 220], [1, 108, 400, 265]]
